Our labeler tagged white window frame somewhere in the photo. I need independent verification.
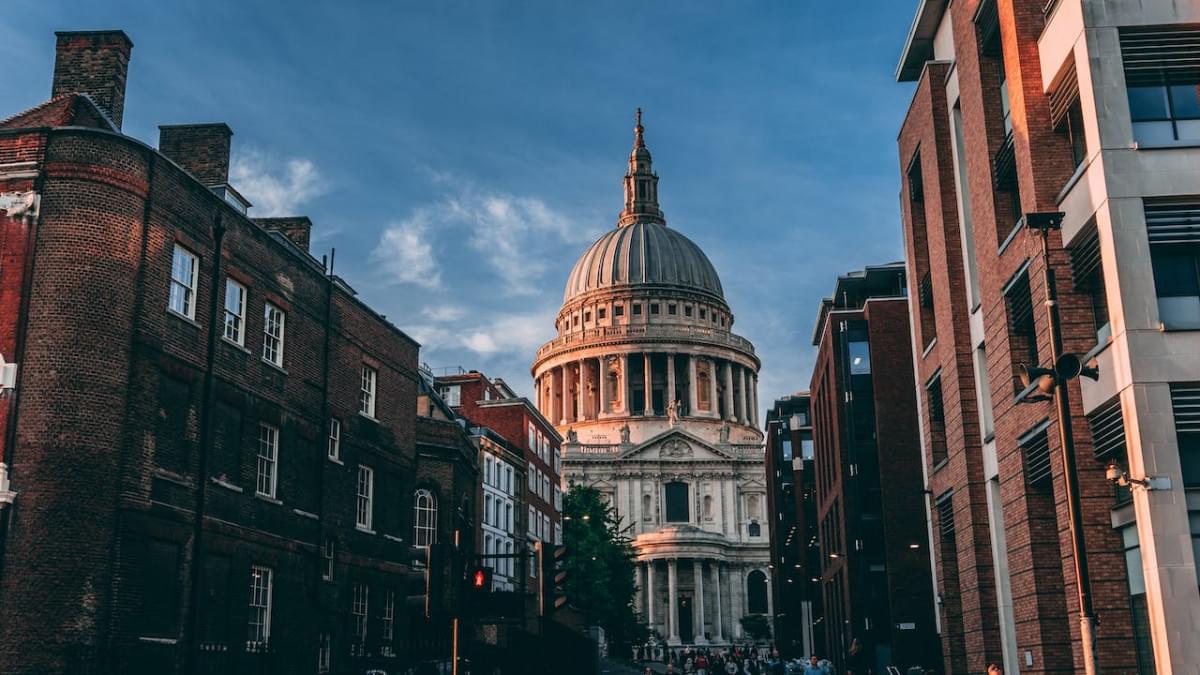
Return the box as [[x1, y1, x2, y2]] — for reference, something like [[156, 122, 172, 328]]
[[381, 589, 395, 642], [528, 422, 537, 450], [322, 537, 335, 582], [247, 565, 273, 650], [262, 302, 285, 367], [414, 488, 437, 547], [352, 582, 368, 644], [442, 384, 461, 407], [223, 278, 246, 345], [327, 418, 341, 462], [484, 494, 493, 526], [256, 423, 278, 499], [318, 633, 331, 673], [356, 465, 374, 532], [543, 514, 550, 542], [359, 365, 377, 418], [169, 244, 199, 319]]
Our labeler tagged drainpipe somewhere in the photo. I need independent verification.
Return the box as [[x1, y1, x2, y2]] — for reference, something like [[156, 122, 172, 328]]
[[182, 213, 226, 674]]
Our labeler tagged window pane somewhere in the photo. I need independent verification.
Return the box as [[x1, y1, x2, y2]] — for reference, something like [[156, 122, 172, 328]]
[[1177, 119, 1200, 143], [1170, 83, 1200, 119], [848, 340, 871, 375], [1180, 434, 1200, 488], [664, 482, 689, 522], [781, 439, 792, 462], [1133, 120, 1177, 145], [1128, 86, 1170, 121], [1151, 252, 1200, 297], [801, 439, 814, 460]]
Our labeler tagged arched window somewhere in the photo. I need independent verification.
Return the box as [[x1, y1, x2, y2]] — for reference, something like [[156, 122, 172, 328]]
[[665, 482, 689, 522], [413, 489, 437, 547], [703, 495, 713, 520], [748, 521, 761, 537], [642, 493, 653, 521], [747, 570, 768, 614]]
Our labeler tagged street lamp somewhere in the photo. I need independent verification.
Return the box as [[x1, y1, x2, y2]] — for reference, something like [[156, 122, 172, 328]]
[[1019, 211, 1099, 675]]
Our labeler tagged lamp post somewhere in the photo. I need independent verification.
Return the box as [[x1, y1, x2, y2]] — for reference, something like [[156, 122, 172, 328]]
[[1023, 212, 1099, 675]]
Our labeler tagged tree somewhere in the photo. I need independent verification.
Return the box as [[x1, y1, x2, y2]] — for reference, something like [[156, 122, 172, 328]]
[[561, 484, 649, 652], [740, 614, 772, 643]]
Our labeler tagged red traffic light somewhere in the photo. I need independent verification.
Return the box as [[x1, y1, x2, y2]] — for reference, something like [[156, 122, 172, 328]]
[[468, 566, 492, 590]]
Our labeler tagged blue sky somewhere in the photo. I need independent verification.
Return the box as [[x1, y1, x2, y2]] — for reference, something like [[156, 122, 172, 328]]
[[3, 1, 918, 409]]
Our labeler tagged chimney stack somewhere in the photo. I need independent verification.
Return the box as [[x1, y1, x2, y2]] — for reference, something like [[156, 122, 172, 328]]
[[52, 30, 133, 128], [255, 217, 313, 252], [158, 124, 233, 187]]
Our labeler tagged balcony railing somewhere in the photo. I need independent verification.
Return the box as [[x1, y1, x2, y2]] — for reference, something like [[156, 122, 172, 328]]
[[535, 323, 755, 360]]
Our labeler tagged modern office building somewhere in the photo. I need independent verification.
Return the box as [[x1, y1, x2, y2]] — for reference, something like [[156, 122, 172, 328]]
[[895, 0, 1200, 672], [763, 394, 823, 660], [808, 264, 940, 674]]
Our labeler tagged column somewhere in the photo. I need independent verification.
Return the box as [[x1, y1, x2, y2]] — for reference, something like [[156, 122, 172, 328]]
[[722, 360, 735, 421], [646, 561, 656, 630], [687, 355, 698, 416], [750, 373, 759, 426], [577, 358, 589, 421], [598, 356, 609, 415], [667, 559, 680, 644], [737, 366, 748, 425], [713, 562, 724, 642], [643, 352, 654, 415], [693, 560, 707, 644], [708, 359, 719, 419], [622, 353, 632, 414], [635, 562, 644, 616], [729, 564, 743, 639], [557, 366, 568, 425], [666, 352, 676, 409]]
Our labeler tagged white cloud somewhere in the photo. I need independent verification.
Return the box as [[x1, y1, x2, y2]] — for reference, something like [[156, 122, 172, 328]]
[[422, 305, 467, 322], [230, 148, 328, 217], [459, 311, 554, 356], [371, 213, 442, 288]]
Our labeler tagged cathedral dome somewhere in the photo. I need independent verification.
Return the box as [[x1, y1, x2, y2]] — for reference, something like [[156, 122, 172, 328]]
[[563, 221, 724, 304]]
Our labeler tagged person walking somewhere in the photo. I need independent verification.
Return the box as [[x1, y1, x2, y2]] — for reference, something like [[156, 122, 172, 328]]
[[802, 656, 828, 675]]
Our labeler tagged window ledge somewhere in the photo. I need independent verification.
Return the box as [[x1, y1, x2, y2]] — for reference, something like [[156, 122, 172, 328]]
[[138, 636, 178, 645], [931, 458, 950, 473], [383, 533, 405, 544], [221, 336, 251, 354], [254, 493, 282, 505], [1084, 336, 1113, 362], [166, 309, 201, 328], [1134, 140, 1200, 151], [154, 468, 192, 487], [327, 455, 344, 466], [1054, 160, 1088, 205], [983, 432, 996, 444], [211, 477, 243, 493], [358, 411, 379, 424], [997, 218, 1026, 256], [292, 508, 319, 520], [356, 525, 376, 535], [261, 358, 288, 375], [1159, 321, 1200, 332], [921, 338, 938, 359]]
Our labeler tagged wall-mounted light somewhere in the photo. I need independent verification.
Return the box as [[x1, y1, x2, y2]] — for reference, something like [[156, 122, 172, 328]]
[[1105, 460, 1170, 492]]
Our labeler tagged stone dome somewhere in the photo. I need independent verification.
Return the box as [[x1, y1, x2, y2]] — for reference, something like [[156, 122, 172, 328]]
[[563, 221, 725, 303]]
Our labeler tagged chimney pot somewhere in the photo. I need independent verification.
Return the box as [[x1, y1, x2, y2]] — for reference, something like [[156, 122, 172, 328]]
[[158, 123, 234, 187], [52, 30, 133, 128]]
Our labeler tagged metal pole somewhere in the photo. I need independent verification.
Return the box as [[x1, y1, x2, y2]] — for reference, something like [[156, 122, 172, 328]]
[[1037, 227, 1098, 675]]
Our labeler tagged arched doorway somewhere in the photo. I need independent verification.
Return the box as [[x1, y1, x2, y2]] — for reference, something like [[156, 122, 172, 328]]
[[747, 569, 768, 614], [678, 595, 694, 643]]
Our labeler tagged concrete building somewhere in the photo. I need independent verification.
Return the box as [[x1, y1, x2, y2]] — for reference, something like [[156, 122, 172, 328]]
[[0, 31, 424, 674], [896, 1, 1200, 672], [530, 113, 770, 647], [808, 264, 940, 674], [763, 394, 823, 660]]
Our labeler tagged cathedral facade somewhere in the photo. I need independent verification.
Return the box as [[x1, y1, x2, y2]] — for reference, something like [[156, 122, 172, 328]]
[[530, 113, 771, 646]]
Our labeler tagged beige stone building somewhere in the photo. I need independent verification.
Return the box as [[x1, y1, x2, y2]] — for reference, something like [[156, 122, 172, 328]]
[[530, 113, 771, 646]]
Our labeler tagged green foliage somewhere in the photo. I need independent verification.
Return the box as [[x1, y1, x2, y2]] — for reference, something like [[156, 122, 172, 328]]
[[740, 614, 772, 642], [561, 484, 649, 650]]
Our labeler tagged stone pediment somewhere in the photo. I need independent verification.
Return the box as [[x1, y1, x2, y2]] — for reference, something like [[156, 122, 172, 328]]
[[617, 429, 734, 462]]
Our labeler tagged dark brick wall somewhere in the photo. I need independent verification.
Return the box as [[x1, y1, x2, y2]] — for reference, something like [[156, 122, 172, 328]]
[[0, 124, 422, 674], [158, 123, 232, 187]]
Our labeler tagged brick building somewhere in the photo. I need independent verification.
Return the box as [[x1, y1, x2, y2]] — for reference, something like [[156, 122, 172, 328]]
[[434, 369, 563, 581], [0, 31, 426, 674], [763, 393, 823, 660], [808, 264, 940, 673], [896, 0, 1200, 672], [413, 371, 481, 660]]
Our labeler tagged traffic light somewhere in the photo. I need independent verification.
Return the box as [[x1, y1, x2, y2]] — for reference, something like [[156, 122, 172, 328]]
[[536, 542, 568, 615], [466, 565, 492, 592]]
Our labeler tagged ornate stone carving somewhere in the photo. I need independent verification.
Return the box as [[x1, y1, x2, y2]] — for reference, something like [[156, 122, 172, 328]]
[[661, 439, 692, 458]]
